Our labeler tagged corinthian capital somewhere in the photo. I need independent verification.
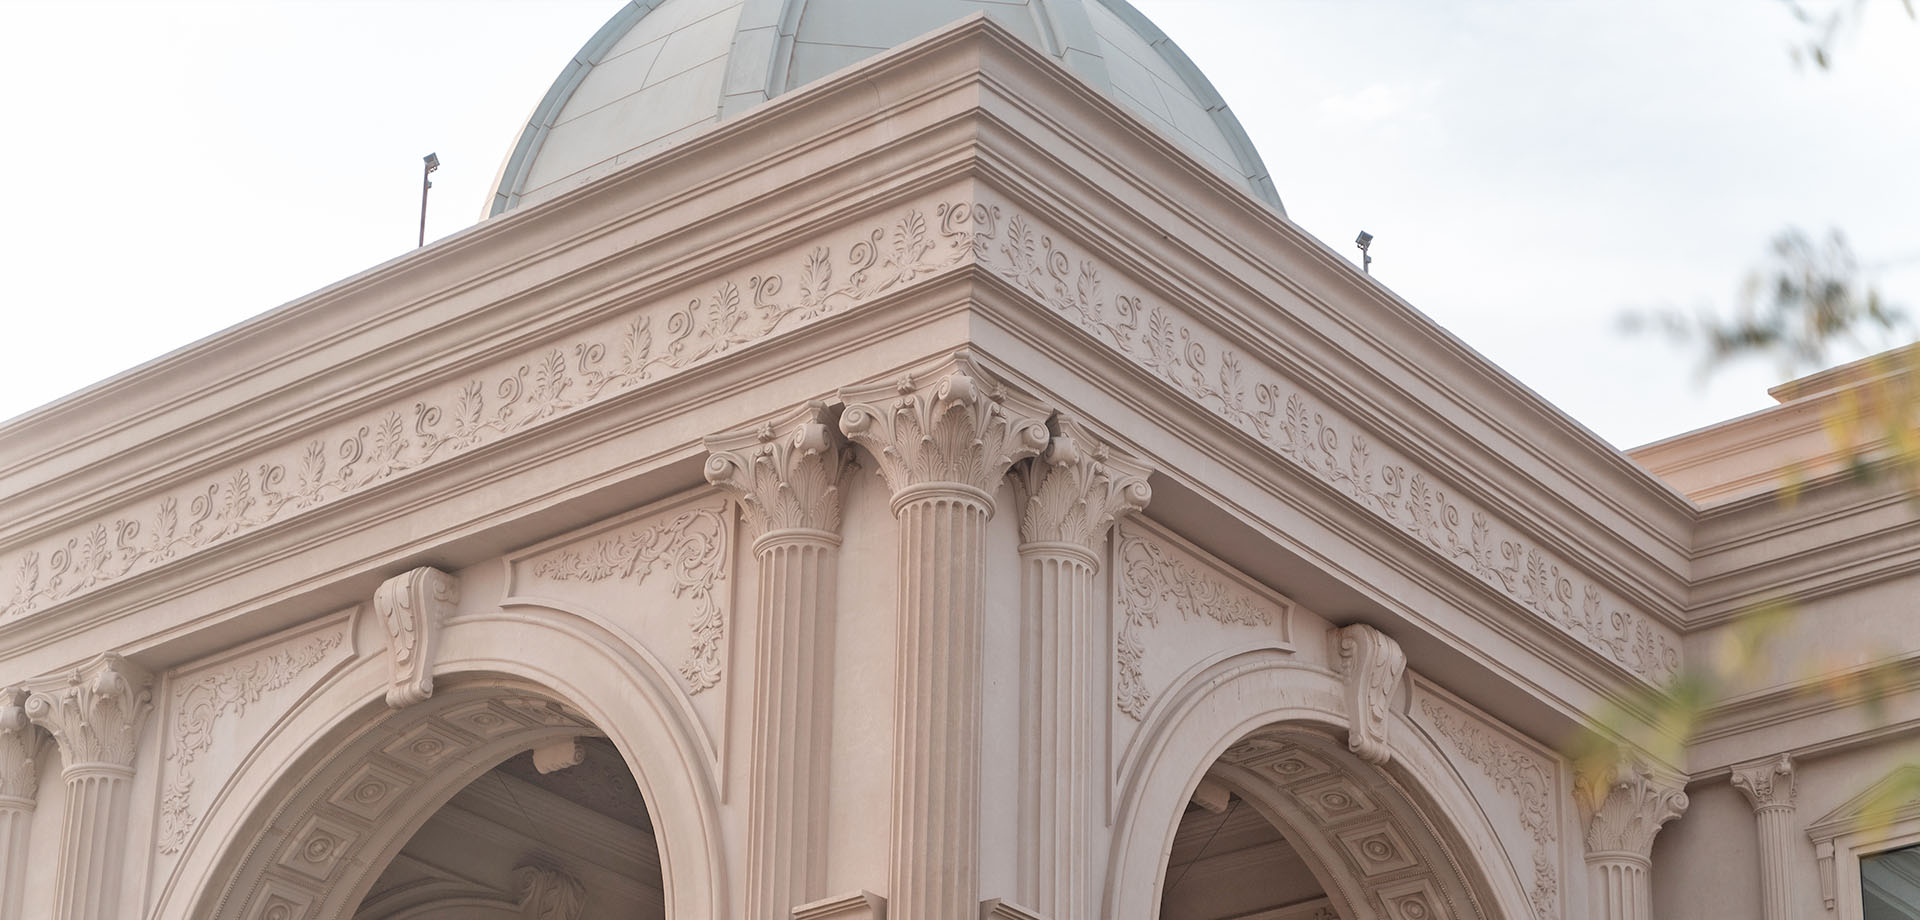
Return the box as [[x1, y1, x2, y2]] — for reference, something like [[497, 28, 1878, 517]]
[[0, 687, 43, 799], [1012, 417, 1152, 554], [23, 654, 152, 770], [1575, 751, 1689, 858], [1730, 753, 1795, 811], [838, 355, 1051, 505], [1329, 623, 1405, 765], [705, 401, 856, 539], [374, 566, 459, 709]]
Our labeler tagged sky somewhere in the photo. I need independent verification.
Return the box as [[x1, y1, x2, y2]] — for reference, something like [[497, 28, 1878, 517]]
[[0, 0, 1915, 450]]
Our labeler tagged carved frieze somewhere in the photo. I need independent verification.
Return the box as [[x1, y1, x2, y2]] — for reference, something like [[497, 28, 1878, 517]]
[[704, 401, 856, 539], [1330, 624, 1406, 766], [1012, 416, 1153, 554], [1, 200, 981, 622], [0, 688, 40, 801], [1575, 752, 1688, 858], [1418, 693, 1559, 919], [839, 356, 1051, 502], [23, 653, 153, 769], [375, 567, 459, 709], [972, 201, 1682, 686], [157, 626, 346, 854]]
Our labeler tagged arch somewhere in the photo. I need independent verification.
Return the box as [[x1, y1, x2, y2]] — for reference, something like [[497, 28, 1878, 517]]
[[159, 608, 726, 920], [1106, 650, 1533, 920]]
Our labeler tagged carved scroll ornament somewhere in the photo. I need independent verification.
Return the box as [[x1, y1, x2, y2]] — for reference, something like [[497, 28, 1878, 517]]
[[838, 357, 1052, 503], [22, 653, 153, 770], [1330, 624, 1406, 766], [517, 864, 587, 920], [704, 401, 856, 539], [1575, 752, 1688, 858], [0, 688, 40, 800], [375, 567, 459, 708], [1012, 416, 1152, 554]]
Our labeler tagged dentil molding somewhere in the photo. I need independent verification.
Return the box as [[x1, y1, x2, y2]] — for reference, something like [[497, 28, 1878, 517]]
[[704, 400, 856, 539], [374, 567, 459, 709], [1011, 416, 1153, 553], [1329, 624, 1407, 766], [23, 652, 153, 769]]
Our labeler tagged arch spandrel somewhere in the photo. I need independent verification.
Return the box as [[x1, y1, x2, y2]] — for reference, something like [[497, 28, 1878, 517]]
[[1105, 652, 1535, 920], [157, 613, 727, 920]]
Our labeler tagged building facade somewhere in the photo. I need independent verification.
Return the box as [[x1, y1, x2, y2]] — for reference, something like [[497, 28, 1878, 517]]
[[1, 3, 1916, 919]]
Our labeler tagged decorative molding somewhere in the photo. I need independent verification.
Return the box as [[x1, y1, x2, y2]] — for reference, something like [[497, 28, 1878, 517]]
[[0, 688, 39, 801], [516, 864, 587, 920], [973, 202, 1681, 686], [23, 653, 153, 769], [0, 202, 977, 622], [1012, 416, 1152, 553], [374, 567, 459, 708], [1731, 754, 1799, 920], [1330, 624, 1406, 766], [1575, 752, 1688, 859], [978, 898, 1044, 920], [838, 355, 1052, 503], [1113, 519, 1285, 721], [793, 891, 887, 920], [1730, 753, 1796, 811], [157, 627, 345, 854], [1418, 694, 1559, 920], [1807, 764, 1920, 911], [704, 400, 856, 539], [530, 500, 731, 693]]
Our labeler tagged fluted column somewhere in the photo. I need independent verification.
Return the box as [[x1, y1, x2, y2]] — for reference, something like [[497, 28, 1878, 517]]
[[23, 654, 152, 920], [0, 688, 43, 920], [705, 401, 855, 919], [1731, 754, 1799, 920], [1011, 418, 1150, 920], [1575, 752, 1688, 920], [840, 358, 1051, 920]]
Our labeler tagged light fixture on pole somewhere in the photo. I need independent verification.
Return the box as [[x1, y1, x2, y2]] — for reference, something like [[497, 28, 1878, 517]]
[[1355, 231, 1373, 275], [419, 153, 441, 248]]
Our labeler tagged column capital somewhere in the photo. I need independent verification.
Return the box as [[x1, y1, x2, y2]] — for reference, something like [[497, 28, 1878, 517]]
[[23, 654, 152, 771], [1730, 753, 1796, 811], [1575, 751, 1689, 859], [705, 400, 856, 541], [838, 355, 1051, 509], [0, 687, 42, 801], [1013, 417, 1152, 557]]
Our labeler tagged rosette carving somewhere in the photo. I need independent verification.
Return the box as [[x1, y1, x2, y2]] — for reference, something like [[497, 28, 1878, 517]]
[[374, 567, 459, 708], [1575, 751, 1688, 858], [1012, 417, 1152, 553], [1330, 624, 1406, 765], [0, 687, 41, 800], [704, 401, 856, 539], [838, 355, 1051, 504], [23, 653, 153, 769]]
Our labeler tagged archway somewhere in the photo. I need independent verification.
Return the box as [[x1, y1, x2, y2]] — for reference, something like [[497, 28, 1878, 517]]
[[1108, 652, 1533, 920], [166, 610, 726, 920]]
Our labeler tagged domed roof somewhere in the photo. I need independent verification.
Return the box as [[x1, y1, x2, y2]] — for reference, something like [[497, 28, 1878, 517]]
[[488, 0, 1282, 216]]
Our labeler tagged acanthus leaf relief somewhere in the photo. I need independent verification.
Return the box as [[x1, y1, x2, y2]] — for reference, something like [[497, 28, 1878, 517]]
[[529, 500, 732, 694], [1419, 695, 1559, 920], [974, 203, 1681, 685], [1114, 521, 1282, 721], [1, 203, 976, 622]]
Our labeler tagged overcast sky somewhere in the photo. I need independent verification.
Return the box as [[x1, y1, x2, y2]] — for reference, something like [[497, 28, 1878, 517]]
[[1, 0, 1915, 449]]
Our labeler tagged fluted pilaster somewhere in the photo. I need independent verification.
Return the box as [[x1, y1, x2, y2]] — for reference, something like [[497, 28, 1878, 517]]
[[840, 357, 1050, 920], [705, 402, 854, 918], [0, 688, 41, 920], [1731, 754, 1798, 920], [1011, 419, 1150, 919], [23, 654, 152, 920], [1575, 752, 1688, 920]]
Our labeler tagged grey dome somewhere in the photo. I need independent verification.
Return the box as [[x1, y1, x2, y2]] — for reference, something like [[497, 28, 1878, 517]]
[[488, 0, 1283, 216]]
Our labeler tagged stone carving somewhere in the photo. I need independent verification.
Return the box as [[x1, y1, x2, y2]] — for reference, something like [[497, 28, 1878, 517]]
[[0, 688, 40, 800], [1806, 764, 1920, 910], [1011, 417, 1153, 553], [374, 567, 459, 708], [1730, 753, 1795, 810], [704, 401, 856, 539], [24, 653, 153, 768], [972, 203, 1682, 685], [839, 356, 1052, 501], [1575, 752, 1687, 858], [1114, 521, 1280, 720], [1330, 624, 1406, 766], [1419, 695, 1558, 919], [1730, 754, 1798, 920], [157, 628, 345, 854], [533, 739, 586, 774], [532, 501, 731, 693], [517, 864, 587, 920], [1, 202, 981, 622]]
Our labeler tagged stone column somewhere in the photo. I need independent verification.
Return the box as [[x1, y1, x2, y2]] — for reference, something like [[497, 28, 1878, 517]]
[[1575, 752, 1688, 920], [1010, 418, 1150, 920], [705, 401, 855, 919], [1730, 754, 1799, 920], [23, 654, 153, 920], [839, 358, 1051, 920], [0, 688, 43, 920]]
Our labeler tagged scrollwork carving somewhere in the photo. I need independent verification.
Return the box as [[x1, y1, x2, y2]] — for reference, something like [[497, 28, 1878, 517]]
[[23, 653, 153, 770], [1012, 416, 1153, 553], [1113, 522, 1278, 720], [374, 567, 458, 709], [1331, 624, 1406, 766], [1575, 751, 1688, 858], [838, 356, 1052, 502], [1419, 696, 1558, 919], [517, 863, 587, 920], [704, 401, 855, 539], [1730, 753, 1795, 812]]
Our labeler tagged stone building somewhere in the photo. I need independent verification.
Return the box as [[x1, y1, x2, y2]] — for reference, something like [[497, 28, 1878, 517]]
[[0, 2, 1915, 919]]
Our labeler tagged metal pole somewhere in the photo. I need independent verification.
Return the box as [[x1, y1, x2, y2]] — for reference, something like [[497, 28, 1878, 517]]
[[419, 153, 440, 248]]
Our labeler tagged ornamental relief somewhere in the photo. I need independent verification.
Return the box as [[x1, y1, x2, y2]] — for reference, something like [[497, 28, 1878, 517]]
[[157, 618, 352, 857], [1, 197, 981, 622], [972, 200, 1681, 685]]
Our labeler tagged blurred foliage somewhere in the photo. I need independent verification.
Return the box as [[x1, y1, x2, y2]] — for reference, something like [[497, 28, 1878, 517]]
[[1782, 0, 1916, 69]]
